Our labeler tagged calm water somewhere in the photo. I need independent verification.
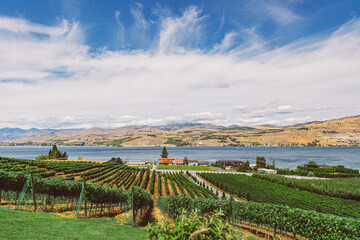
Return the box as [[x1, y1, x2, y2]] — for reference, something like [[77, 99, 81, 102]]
[[0, 146, 359, 170]]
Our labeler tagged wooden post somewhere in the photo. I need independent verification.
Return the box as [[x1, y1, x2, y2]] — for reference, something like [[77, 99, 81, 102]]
[[132, 186, 136, 226], [30, 172, 37, 211], [228, 196, 233, 224], [83, 177, 87, 217]]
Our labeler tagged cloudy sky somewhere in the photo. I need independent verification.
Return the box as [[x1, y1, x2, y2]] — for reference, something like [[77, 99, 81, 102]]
[[0, 0, 360, 129]]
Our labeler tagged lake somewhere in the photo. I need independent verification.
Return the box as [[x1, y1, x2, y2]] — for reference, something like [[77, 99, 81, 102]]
[[0, 146, 359, 170]]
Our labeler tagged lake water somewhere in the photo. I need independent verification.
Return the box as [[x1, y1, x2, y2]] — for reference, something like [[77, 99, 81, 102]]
[[0, 146, 359, 170]]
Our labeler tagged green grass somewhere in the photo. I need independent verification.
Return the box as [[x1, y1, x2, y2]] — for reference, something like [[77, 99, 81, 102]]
[[157, 165, 214, 171], [0, 209, 148, 240]]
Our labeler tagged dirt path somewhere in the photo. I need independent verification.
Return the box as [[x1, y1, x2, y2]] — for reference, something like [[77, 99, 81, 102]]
[[153, 173, 159, 197], [161, 176, 167, 197], [146, 172, 152, 192], [167, 179, 175, 195]]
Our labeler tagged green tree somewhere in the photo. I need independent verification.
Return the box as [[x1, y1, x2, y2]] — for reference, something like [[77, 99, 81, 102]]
[[256, 156, 266, 168], [47, 145, 68, 160], [108, 157, 122, 164], [160, 146, 168, 158], [244, 160, 250, 170], [183, 156, 189, 165], [306, 161, 319, 168]]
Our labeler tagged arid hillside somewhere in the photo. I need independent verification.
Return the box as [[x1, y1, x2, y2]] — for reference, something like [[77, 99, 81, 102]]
[[2, 115, 360, 147]]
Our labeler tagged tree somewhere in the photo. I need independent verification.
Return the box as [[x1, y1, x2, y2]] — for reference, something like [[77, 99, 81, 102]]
[[244, 160, 250, 170], [108, 157, 123, 164], [256, 156, 266, 168], [77, 156, 83, 160], [183, 156, 189, 165], [306, 161, 319, 168], [38, 145, 68, 160], [160, 146, 168, 158]]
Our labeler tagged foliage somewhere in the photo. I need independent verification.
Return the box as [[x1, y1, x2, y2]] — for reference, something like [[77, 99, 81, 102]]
[[128, 186, 152, 215], [35, 154, 48, 161], [255, 156, 266, 168], [160, 147, 168, 158], [305, 160, 319, 168], [198, 172, 360, 218], [77, 156, 83, 160], [277, 166, 359, 178], [148, 209, 230, 240], [237, 160, 251, 172], [159, 195, 360, 240], [253, 173, 360, 201], [210, 163, 225, 169], [47, 145, 68, 160], [108, 157, 122, 164], [183, 156, 189, 165]]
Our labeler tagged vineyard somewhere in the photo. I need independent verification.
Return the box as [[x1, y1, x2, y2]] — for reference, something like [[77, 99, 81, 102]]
[[2, 156, 360, 239], [253, 173, 360, 201], [158, 195, 360, 240], [198, 172, 360, 218]]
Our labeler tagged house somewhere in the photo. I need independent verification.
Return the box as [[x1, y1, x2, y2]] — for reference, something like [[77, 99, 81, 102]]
[[318, 164, 332, 168], [198, 161, 210, 167], [158, 158, 175, 165], [187, 160, 199, 166], [257, 168, 277, 174], [216, 160, 244, 168], [176, 160, 184, 165]]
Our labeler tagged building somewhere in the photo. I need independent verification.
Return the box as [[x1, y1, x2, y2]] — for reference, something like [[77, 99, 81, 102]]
[[158, 158, 175, 165], [176, 160, 184, 165], [187, 160, 199, 166], [216, 160, 244, 168], [198, 161, 210, 167]]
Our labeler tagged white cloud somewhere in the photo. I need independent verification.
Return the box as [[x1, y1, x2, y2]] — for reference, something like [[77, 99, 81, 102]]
[[114, 10, 126, 48], [0, 9, 360, 129], [158, 6, 206, 54], [130, 3, 149, 29], [266, 4, 301, 25]]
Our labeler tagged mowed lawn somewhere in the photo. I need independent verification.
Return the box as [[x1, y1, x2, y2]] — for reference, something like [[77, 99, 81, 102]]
[[157, 165, 214, 171], [0, 209, 148, 240]]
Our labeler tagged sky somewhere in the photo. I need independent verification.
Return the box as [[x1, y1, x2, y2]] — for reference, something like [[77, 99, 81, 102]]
[[0, 0, 360, 129]]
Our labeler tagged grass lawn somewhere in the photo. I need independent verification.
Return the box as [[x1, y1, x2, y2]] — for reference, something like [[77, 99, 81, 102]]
[[157, 165, 214, 171], [0, 209, 148, 240]]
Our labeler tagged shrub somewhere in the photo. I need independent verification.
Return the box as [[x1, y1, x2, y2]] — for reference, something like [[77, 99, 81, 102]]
[[148, 209, 230, 240]]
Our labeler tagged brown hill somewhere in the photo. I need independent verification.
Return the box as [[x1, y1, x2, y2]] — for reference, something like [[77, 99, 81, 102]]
[[4, 115, 360, 147]]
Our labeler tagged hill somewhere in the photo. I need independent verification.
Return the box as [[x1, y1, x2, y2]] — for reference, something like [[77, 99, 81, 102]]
[[1, 115, 360, 147]]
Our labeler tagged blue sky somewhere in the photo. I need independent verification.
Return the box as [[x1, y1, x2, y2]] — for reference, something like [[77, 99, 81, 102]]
[[0, 0, 360, 129]]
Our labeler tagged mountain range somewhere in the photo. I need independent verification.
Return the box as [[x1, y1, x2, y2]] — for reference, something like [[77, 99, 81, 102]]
[[0, 116, 359, 147]]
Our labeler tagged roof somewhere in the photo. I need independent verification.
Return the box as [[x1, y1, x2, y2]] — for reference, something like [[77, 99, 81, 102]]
[[188, 160, 199, 163], [159, 158, 175, 164], [319, 164, 332, 168], [176, 160, 184, 165], [217, 160, 244, 163], [198, 161, 210, 164]]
